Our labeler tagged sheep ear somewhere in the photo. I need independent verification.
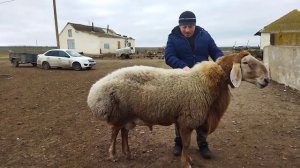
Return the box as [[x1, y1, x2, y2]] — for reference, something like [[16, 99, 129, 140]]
[[230, 63, 242, 87]]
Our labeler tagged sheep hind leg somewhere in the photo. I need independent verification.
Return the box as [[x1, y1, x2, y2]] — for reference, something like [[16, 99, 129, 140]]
[[179, 127, 193, 168], [121, 127, 131, 159], [109, 125, 120, 162]]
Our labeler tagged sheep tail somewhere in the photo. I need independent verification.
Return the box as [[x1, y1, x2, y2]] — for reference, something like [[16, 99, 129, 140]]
[[88, 91, 118, 121]]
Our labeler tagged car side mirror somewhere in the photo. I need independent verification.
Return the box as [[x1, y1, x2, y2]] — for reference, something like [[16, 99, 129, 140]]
[[65, 55, 70, 58]]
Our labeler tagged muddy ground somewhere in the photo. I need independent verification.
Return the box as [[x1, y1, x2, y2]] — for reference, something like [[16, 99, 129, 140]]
[[0, 58, 299, 168]]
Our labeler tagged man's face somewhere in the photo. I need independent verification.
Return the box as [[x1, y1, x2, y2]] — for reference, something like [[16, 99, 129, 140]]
[[179, 24, 196, 38]]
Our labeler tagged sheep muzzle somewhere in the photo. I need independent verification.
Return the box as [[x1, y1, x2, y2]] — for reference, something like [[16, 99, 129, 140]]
[[240, 54, 270, 89]]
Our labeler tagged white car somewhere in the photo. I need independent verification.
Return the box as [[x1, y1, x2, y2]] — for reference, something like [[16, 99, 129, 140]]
[[37, 49, 96, 70], [115, 47, 134, 59]]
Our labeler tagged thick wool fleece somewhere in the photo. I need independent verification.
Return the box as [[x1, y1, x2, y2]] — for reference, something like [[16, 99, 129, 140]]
[[87, 61, 230, 131]]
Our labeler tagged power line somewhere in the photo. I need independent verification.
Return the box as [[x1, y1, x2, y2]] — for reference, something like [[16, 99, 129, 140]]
[[0, 0, 15, 5]]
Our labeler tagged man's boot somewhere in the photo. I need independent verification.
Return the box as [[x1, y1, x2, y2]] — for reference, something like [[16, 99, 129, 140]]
[[173, 143, 182, 156], [198, 142, 212, 159], [173, 123, 182, 156], [196, 127, 212, 159]]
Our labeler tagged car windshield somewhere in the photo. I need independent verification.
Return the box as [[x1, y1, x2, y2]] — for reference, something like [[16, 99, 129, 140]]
[[66, 50, 82, 57]]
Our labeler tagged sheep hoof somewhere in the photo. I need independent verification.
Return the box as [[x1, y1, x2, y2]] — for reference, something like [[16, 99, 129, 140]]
[[126, 154, 132, 160], [108, 156, 118, 162], [182, 162, 192, 168], [122, 152, 132, 160], [182, 155, 193, 168], [148, 125, 153, 131], [188, 155, 193, 162]]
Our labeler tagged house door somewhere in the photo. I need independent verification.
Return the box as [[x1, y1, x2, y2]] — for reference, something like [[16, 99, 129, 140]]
[[270, 34, 275, 45], [117, 41, 121, 49]]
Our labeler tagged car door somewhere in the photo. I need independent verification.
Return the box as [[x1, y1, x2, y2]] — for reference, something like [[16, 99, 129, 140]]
[[45, 51, 59, 67], [58, 51, 71, 68]]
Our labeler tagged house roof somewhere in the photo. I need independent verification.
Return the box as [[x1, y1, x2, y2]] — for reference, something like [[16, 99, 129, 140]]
[[70, 23, 105, 33], [66, 22, 134, 39], [255, 9, 300, 36]]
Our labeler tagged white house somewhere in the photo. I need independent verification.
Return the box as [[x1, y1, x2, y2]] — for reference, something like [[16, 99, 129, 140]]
[[59, 22, 135, 55]]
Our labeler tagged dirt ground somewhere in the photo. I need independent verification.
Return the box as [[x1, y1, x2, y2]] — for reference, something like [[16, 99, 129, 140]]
[[0, 58, 299, 168]]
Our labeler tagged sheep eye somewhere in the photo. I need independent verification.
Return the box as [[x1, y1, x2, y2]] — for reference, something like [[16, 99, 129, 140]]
[[248, 62, 257, 69], [242, 61, 248, 64]]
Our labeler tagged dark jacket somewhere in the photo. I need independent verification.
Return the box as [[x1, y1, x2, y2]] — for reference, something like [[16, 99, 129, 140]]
[[165, 26, 223, 69]]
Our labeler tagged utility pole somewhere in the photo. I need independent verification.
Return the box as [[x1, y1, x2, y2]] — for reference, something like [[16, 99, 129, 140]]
[[53, 0, 60, 48]]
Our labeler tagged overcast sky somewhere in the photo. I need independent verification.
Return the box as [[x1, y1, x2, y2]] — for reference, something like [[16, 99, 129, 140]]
[[0, 0, 299, 47]]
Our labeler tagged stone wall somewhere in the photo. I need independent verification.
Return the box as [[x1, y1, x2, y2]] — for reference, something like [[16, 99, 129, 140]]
[[263, 46, 300, 90]]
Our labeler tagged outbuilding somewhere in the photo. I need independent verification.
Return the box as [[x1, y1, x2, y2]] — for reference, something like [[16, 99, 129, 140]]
[[255, 9, 300, 50], [255, 9, 300, 90]]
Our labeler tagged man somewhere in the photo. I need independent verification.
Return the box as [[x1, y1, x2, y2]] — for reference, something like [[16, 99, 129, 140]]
[[164, 11, 224, 159]]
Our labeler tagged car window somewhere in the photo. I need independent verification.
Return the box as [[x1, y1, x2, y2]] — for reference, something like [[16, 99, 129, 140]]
[[66, 50, 82, 57], [45, 51, 59, 57], [58, 51, 69, 57]]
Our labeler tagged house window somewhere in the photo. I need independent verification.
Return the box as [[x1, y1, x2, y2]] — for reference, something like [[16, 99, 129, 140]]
[[104, 43, 110, 49], [68, 29, 72, 37], [128, 42, 131, 47], [67, 39, 75, 49]]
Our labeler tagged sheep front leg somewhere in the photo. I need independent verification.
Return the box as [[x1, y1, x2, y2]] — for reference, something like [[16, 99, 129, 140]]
[[109, 126, 120, 162], [121, 127, 131, 159], [180, 127, 193, 168]]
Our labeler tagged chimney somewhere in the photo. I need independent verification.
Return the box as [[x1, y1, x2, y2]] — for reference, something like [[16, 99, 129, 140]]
[[107, 25, 109, 33], [92, 22, 94, 31]]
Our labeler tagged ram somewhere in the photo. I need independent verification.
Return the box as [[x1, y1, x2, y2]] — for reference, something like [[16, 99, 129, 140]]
[[87, 51, 269, 168]]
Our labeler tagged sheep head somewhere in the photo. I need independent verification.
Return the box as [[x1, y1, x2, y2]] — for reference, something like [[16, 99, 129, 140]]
[[217, 51, 270, 88]]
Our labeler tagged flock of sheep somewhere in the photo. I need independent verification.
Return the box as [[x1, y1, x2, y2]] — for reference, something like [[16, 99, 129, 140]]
[[87, 51, 269, 168]]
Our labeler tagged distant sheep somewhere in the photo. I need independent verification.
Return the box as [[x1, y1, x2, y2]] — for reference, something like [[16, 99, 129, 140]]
[[87, 51, 269, 168]]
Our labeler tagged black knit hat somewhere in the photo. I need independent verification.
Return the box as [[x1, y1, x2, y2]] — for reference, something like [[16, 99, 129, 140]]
[[179, 11, 196, 25]]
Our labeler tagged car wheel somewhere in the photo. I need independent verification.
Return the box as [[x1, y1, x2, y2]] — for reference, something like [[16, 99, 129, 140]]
[[120, 54, 126, 59], [42, 62, 50, 70], [12, 59, 19, 67], [72, 62, 82, 71]]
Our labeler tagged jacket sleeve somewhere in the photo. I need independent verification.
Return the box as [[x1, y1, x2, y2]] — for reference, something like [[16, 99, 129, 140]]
[[207, 33, 224, 61], [164, 35, 187, 69]]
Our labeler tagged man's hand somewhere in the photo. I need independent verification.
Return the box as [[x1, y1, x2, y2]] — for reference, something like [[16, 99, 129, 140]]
[[183, 66, 191, 71]]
